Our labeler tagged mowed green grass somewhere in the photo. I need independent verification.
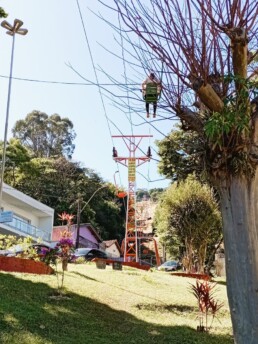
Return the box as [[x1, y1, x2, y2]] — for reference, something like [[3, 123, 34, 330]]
[[0, 263, 233, 344]]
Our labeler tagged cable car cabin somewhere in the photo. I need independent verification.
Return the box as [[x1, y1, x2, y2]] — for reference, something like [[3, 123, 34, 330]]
[[143, 83, 161, 103], [117, 191, 127, 198]]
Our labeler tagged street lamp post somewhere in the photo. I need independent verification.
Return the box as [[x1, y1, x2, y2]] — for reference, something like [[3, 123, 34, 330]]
[[0, 19, 28, 209], [75, 184, 108, 249]]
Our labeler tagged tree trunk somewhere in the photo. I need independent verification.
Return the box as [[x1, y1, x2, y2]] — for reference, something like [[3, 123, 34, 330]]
[[219, 171, 258, 344], [62, 258, 68, 272], [197, 243, 207, 274], [185, 239, 194, 272]]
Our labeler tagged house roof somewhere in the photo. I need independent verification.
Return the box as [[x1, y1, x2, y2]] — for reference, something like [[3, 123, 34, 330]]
[[103, 239, 122, 253], [80, 223, 102, 242], [2, 182, 54, 217]]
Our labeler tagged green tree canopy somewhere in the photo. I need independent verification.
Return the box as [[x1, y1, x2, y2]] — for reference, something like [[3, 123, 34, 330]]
[[12, 111, 76, 159], [0, 7, 7, 18], [12, 156, 125, 240], [156, 129, 207, 182], [149, 188, 165, 202], [155, 176, 222, 273], [0, 138, 31, 186], [136, 189, 150, 201]]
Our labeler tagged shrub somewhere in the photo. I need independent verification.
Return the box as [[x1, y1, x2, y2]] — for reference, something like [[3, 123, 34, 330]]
[[190, 280, 223, 332], [73, 256, 86, 264]]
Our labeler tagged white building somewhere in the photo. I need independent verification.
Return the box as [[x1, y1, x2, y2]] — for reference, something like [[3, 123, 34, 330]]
[[103, 240, 122, 258], [0, 183, 54, 243]]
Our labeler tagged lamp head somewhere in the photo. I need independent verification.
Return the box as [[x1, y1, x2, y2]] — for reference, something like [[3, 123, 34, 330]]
[[1, 19, 28, 35]]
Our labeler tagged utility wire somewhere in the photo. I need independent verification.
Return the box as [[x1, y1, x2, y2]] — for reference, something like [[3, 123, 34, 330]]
[[0, 74, 141, 86], [76, 0, 113, 142]]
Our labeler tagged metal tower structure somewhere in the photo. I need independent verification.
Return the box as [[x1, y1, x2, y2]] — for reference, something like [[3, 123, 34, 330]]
[[112, 135, 152, 262]]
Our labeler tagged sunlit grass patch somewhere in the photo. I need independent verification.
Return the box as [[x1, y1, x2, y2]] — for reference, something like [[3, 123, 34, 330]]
[[0, 264, 233, 344]]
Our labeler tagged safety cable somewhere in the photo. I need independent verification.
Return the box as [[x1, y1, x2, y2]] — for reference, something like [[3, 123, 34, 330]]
[[0, 74, 139, 86]]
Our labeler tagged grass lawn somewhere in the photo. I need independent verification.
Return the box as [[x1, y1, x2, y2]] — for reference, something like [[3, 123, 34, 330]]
[[0, 263, 233, 344]]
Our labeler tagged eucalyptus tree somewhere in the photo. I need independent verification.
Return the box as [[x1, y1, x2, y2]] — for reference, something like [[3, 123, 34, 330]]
[[0, 138, 31, 186], [99, 1, 258, 342], [12, 110, 76, 159]]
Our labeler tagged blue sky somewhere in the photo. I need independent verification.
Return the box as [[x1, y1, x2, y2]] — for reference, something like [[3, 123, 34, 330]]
[[0, 1, 173, 190]]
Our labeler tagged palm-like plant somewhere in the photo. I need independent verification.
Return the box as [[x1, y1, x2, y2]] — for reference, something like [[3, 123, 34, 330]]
[[190, 280, 223, 331]]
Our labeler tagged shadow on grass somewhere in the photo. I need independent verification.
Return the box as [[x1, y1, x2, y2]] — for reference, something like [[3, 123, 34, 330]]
[[70, 271, 99, 282], [136, 303, 195, 314], [216, 280, 227, 286], [0, 273, 233, 344]]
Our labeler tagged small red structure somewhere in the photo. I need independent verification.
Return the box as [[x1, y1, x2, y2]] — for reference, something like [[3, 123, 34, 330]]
[[172, 272, 211, 281], [0, 256, 54, 274], [117, 191, 127, 198]]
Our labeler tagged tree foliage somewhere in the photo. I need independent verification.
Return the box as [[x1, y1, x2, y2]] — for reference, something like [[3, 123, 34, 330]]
[[12, 111, 76, 159], [2, 110, 125, 241], [5, 155, 125, 241], [0, 7, 7, 18], [156, 128, 207, 182], [136, 188, 165, 202], [149, 188, 164, 202], [155, 176, 222, 273], [0, 138, 31, 186], [136, 189, 150, 201]]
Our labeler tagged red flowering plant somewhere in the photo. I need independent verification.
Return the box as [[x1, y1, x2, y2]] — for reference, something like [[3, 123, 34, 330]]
[[56, 212, 75, 271]]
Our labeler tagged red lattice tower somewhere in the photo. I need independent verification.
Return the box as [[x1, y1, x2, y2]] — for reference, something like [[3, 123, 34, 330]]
[[112, 135, 152, 262]]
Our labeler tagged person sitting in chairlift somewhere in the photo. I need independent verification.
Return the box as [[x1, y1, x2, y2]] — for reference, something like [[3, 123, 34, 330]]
[[142, 72, 162, 118]]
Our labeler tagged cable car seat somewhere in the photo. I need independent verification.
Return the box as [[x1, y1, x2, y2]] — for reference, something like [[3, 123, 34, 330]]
[[143, 82, 161, 103]]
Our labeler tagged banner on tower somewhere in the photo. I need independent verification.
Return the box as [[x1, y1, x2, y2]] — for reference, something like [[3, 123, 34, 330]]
[[128, 158, 136, 181]]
